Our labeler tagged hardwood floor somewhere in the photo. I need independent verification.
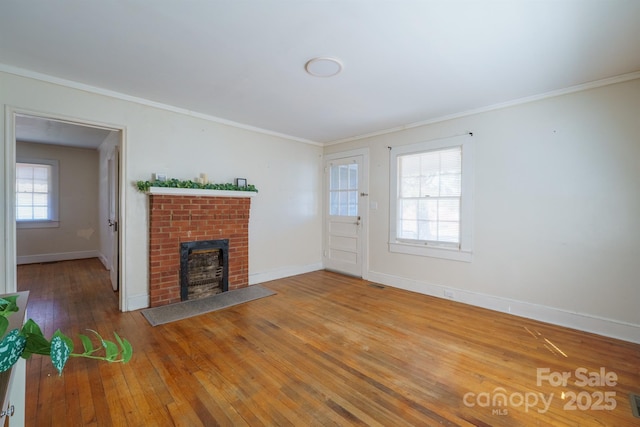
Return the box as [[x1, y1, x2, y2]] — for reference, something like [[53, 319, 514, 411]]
[[16, 258, 640, 426]]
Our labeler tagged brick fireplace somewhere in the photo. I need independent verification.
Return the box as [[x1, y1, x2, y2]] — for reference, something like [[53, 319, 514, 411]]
[[148, 189, 253, 307]]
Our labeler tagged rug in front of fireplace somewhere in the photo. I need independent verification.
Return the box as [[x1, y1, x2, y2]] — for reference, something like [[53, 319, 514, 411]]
[[141, 285, 276, 326]]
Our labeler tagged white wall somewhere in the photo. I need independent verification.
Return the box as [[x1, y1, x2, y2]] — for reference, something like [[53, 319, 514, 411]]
[[3, 69, 638, 342], [325, 78, 640, 342], [16, 141, 99, 263], [1, 70, 323, 310]]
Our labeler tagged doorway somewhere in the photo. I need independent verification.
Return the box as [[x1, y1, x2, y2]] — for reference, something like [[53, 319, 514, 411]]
[[8, 110, 124, 309], [323, 149, 369, 278]]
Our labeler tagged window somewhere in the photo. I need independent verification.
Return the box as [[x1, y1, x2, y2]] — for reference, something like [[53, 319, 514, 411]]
[[16, 159, 59, 228], [389, 134, 473, 261], [329, 162, 359, 217]]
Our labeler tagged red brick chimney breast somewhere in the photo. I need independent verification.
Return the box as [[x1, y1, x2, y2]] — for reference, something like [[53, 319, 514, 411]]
[[148, 194, 250, 307]]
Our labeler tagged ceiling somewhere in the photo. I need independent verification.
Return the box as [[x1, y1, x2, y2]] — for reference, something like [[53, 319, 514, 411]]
[[15, 115, 116, 149], [2, 1, 640, 145]]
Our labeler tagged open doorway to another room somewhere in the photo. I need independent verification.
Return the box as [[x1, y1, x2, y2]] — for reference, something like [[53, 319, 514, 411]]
[[13, 113, 123, 309]]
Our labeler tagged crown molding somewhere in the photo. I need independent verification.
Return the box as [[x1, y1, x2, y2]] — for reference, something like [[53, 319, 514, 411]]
[[3, 63, 638, 148], [0, 63, 322, 147], [325, 70, 640, 146]]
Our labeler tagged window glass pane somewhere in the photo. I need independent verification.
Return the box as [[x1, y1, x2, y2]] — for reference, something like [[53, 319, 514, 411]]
[[439, 174, 461, 196], [33, 207, 48, 220], [16, 207, 32, 220], [16, 180, 33, 192], [16, 193, 32, 206], [401, 176, 419, 198], [420, 175, 440, 197], [338, 191, 347, 216], [33, 180, 49, 193], [329, 192, 339, 216], [400, 155, 420, 177], [420, 152, 439, 176], [33, 166, 49, 180], [16, 165, 33, 179], [400, 199, 417, 221], [348, 191, 358, 216], [438, 199, 460, 221], [32, 193, 48, 206], [399, 219, 417, 239], [418, 220, 436, 241], [440, 148, 461, 173], [339, 165, 349, 189], [348, 164, 358, 189], [438, 221, 460, 243], [330, 166, 340, 190]]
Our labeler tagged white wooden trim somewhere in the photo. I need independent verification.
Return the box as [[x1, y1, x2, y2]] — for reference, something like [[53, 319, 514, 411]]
[[147, 187, 257, 198], [16, 250, 101, 265], [368, 270, 640, 344], [249, 263, 323, 285]]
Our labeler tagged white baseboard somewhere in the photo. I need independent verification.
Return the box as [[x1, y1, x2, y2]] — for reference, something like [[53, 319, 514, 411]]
[[249, 263, 324, 285], [367, 270, 640, 345], [127, 293, 150, 311], [17, 250, 100, 265], [97, 253, 109, 270]]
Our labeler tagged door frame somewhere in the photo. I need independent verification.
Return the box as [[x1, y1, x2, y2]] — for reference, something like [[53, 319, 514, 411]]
[[323, 148, 369, 279], [4, 106, 127, 310]]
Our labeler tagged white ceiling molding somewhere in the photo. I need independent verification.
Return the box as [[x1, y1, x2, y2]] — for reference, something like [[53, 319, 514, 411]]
[[325, 70, 640, 145], [0, 63, 322, 147]]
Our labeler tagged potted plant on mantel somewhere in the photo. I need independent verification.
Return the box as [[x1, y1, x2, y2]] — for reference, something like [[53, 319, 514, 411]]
[[0, 294, 132, 375]]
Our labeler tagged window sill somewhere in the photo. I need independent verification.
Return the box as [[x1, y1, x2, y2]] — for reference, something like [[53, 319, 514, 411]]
[[17, 221, 59, 229], [389, 242, 472, 262]]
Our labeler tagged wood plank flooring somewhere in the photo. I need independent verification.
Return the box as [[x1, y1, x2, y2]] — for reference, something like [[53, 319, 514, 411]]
[[16, 258, 640, 426]]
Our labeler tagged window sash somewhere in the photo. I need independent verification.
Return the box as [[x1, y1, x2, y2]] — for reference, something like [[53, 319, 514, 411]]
[[396, 146, 462, 246], [328, 162, 359, 217], [15, 160, 58, 224]]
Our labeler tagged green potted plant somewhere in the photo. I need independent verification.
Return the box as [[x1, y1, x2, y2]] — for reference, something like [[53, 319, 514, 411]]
[[0, 295, 132, 375]]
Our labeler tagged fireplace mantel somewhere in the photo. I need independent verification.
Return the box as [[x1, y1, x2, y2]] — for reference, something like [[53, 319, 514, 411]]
[[147, 187, 257, 198]]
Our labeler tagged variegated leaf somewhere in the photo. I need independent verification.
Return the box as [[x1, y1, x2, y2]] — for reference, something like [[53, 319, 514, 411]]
[[50, 335, 70, 376], [0, 329, 27, 372]]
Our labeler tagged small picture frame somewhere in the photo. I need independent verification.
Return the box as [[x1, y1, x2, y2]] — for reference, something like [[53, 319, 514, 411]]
[[154, 173, 167, 182], [235, 178, 247, 188]]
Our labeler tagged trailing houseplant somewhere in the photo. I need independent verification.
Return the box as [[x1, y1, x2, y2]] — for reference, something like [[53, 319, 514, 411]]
[[136, 178, 258, 193], [0, 295, 132, 375]]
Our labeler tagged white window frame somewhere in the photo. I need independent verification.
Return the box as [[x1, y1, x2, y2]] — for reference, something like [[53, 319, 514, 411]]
[[389, 134, 473, 262], [16, 158, 60, 229]]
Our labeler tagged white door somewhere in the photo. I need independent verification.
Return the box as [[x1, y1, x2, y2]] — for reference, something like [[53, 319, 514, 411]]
[[107, 149, 119, 291], [324, 152, 368, 277]]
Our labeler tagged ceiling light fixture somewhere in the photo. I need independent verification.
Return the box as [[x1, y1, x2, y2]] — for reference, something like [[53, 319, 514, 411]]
[[305, 57, 343, 77]]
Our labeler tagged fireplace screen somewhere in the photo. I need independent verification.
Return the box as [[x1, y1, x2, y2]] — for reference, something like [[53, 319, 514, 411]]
[[180, 239, 229, 301]]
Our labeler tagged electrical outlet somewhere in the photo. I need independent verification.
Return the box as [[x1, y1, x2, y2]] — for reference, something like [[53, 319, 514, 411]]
[[444, 289, 454, 299]]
